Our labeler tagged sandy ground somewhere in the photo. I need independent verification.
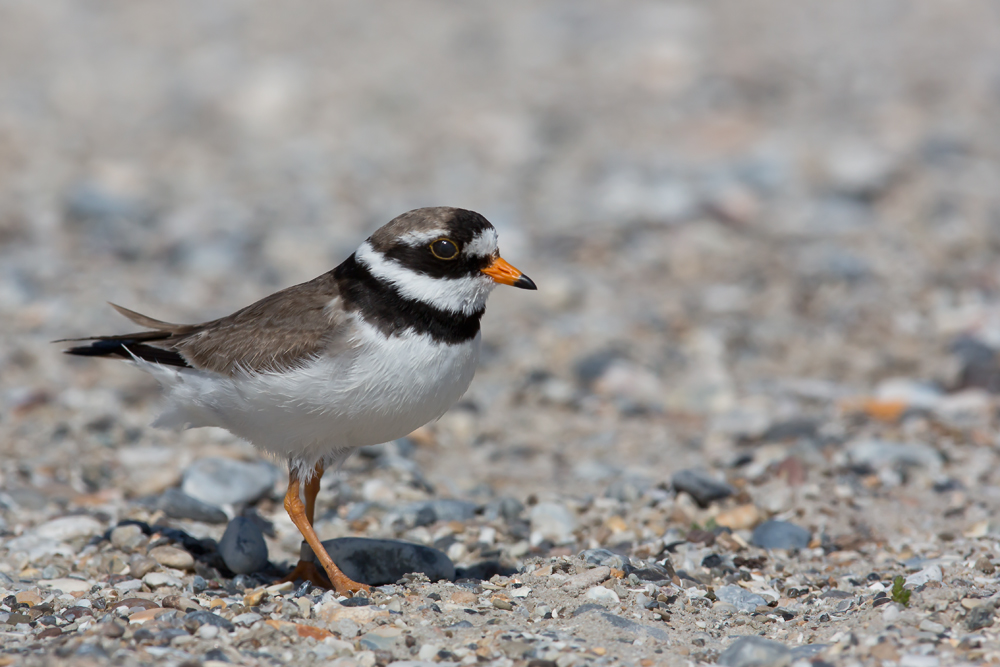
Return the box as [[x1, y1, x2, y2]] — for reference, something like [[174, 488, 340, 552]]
[[3, 2, 1000, 666]]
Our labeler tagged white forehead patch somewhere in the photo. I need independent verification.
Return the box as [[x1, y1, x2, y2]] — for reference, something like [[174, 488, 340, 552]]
[[397, 229, 449, 247], [356, 241, 497, 316], [463, 227, 498, 258]]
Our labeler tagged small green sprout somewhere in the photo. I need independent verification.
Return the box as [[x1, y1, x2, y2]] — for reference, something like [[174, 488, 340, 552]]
[[891, 575, 911, 607]]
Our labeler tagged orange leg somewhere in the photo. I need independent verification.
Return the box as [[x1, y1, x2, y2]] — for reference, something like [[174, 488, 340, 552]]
[[280, 464, 369, 596]]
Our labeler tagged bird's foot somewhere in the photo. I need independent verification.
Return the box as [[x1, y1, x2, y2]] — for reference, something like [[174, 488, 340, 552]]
[[279, 560, 331, 589], [279, 559, 370, 597]]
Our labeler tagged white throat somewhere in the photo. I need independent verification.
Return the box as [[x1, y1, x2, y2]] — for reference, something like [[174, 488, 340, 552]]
[[355, 241, 497, 316]]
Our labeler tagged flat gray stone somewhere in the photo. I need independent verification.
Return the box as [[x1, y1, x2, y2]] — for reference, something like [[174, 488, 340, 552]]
[[182, 458, 278, 507], [715, 585, 768, 613], [155, 489, 228, 524], [718, 636, 792, 667], [672, 469, 735, 507], [218, 516, 269, 575], [751, 520, 811, 550]]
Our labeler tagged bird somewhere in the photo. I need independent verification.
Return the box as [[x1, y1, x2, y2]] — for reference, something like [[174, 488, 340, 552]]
[[63, 206, 536, 595]]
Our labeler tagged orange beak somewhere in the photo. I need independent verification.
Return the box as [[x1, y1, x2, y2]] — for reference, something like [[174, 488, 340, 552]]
[[481, 256, 537, 290]]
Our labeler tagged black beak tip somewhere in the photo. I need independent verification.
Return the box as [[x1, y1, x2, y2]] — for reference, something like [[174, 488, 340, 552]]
[[514, 274, 537, 290]]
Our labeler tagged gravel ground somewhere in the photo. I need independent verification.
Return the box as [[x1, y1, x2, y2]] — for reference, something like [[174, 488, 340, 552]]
[[3, 2, 1000, 666]]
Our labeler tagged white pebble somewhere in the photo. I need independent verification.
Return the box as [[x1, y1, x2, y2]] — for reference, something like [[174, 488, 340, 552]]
[[585, 586, 620, 604]]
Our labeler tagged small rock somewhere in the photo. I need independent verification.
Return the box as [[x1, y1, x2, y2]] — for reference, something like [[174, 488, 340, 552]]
[[579, 549, 625, 568], [905, 565, 943, 588], [358, 627, 401, 651], [143, 572, 184, 589], [316, 602, 389, 625], [714, 504, 761, 530], [919, 619, 946, 634], [15, 591, 42, 606], [751, 520, 811, 550], [975, 556, 995, 574], [181, 457, 278, 507], [162, 596, 202, 613], [148, 546, 195, 571], [39, 578, 92, 594], [882, 604, 902, 623], [672, 469, 735, 507], [110, 524, 146, 551], [218, 517, 269, 575], [529, 502, 578, 545], [128, 555, 157, 579], [847, 440, 943, 471], [966, 605, 995, 630], [154, 489, 228, 524], [383, 499, 477, 528], [563, 566, 612, 592], [718, 636, 792, 667], [585, 586, 620, 605], [492, 597, 514, 610], [32, 516, 103, 542], [183, 610, 235, 632], [715, 585, 768, 613], [232, 612, 263, 626], [303, 537, 454, 585], [113, 579, 143, 594]]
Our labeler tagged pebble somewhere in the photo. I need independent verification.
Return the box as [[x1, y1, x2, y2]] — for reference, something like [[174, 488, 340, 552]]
[[585, 586, 620, 605], [383, 499, 478, 528], [579, 549, 625, 569], [905, 565, 943, 588], [715, 585, 768, 613], [882, 604, 902, 623], [316, 602, 389, 625], [751, 520, 811, 550], [15, 591, 42, 606], [714, 504, 761, 530], [148, 545, 195, 571], [717, 636, 792, 667], [39, 578, 92, 594], [110, 524, 146, 551], [218, 516, 269, 575], [142, 572, 184, 589], [304, 537, 455, 585], [32, 516, 103, 542], [965, 604, 995, 631], [183, 610, 235, 632], [181, 457, 278, 507], [846, 440, 943, 471], [563, 567, 612, 592], [529, 502, 578, 545], [671, 469, 735, 507], [232, 612, 263, 626], [154, 488, 229, 524]]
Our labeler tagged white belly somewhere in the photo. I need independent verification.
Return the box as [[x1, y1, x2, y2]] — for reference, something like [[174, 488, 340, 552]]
[[142, 322, 481, 469]]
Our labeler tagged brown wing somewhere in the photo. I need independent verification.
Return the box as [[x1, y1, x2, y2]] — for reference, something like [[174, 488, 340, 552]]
[[65, 271, 349, 376]]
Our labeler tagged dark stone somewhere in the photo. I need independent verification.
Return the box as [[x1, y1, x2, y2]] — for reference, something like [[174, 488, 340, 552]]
[[751, 520, 811, 550], [304, 537, 455, 585], [61, 607, 94, 622], [718, 636, 792, 667], [574, 349, 625, 385], [183, 610, 235, 632], [759, 419, 819, 443], [820, 590, 852, 599], [966, 605, 995, 631], [218, 516, 269, 575], [388, 499, 478, 528], [671, 469, 735, 508], [341, 597, 370, 607], [578, 548, 625, 567], [154, 489, 228, 524], [951, 336, 1000, 393]]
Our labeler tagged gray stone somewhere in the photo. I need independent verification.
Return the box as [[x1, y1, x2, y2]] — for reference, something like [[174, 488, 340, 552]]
[[110, 524, 145, 551], [384, 499, 478, 528], [181, 458, 278, 507], [715, 585, 768, 613], [482, 496, 525, 522], [155, 489, 228, 524], [578, 548, 625, 568], [303, 537, 454, 586], [718, 636, 792, 667], [359, 631, 399, 651], [218, 517, 269, 575], [32, 516, 104, 542], [671, 469, 735, 507], [183, 610, 235, 632], [847, 440, 943, 471], [966, 605, 995, 631], [529, 502, 577, 545], [751, 520, 811, 550]]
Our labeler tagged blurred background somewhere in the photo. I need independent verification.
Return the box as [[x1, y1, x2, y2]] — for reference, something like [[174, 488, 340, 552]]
[[3, 1, 1000, 549]]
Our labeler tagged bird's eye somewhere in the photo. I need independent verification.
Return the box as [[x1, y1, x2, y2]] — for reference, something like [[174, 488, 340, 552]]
[[430, 238, 459, 260]]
